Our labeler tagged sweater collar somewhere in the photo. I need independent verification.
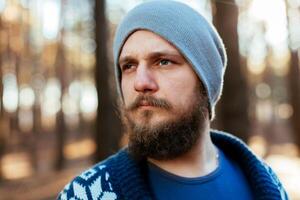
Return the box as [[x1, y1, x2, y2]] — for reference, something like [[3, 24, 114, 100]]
[[210, 130, 282, 200], [111, 130, 282, 200]]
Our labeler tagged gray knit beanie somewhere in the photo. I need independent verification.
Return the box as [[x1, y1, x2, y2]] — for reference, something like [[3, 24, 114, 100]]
[[113, 0, 227, 120]]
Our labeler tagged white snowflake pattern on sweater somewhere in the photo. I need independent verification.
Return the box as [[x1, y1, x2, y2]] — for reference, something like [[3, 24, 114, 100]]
[[58, 165, 118, 200]]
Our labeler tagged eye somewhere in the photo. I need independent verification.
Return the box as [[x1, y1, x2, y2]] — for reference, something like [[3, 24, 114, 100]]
[[121, 63, 135, 72], [158, 59, 172, 66]]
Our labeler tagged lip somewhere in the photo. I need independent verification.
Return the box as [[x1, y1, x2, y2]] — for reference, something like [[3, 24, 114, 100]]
[[139, 100, 152, 106], [138, 101, 154, 109], [139, 105, 153, 108], [139, 104, 153, 109]]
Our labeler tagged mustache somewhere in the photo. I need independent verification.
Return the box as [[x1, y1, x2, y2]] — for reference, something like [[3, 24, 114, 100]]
[[126, 95, 172, 111]]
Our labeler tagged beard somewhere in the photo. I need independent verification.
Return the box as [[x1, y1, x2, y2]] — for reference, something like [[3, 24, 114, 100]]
[[121, 86, 208, 161]]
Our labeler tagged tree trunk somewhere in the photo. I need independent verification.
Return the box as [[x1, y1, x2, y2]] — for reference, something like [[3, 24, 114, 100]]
[[55, 109, 66, 170], [213, 0, 250, 142], [0, 17, 5, 181], [94, 0, 122, 162], [54, 40, 67, 171], [288, 50, 300, 150], [285, 0, 300, 152]]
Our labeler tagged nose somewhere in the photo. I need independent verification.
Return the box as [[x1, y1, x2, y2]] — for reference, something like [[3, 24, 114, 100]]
[[134, 65, 158, 93]]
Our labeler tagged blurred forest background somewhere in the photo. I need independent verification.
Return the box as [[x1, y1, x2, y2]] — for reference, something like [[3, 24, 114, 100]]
[[0, 0, 299, 199]]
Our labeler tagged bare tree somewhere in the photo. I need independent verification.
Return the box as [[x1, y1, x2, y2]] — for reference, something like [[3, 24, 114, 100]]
[[94, 0, 122, 162], [288, 50, 300, 150], [54, 0, 67, 170], [285, 0, 300, 151], [54, 40, 67, 170], [0, 16, 5, 181], [213, 0, 250, 142]]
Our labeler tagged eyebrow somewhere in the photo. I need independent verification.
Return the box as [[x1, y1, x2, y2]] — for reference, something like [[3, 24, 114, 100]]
[[118, 56, 137, 67], [118, 50, 182, 66]]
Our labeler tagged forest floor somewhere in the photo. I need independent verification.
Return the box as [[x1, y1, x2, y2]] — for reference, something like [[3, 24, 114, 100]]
[[0, 162, 89, 200]]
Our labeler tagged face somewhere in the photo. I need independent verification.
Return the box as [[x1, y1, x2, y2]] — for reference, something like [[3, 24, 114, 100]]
[[120, 30, 200, 125], [119, 30, 209, 160]]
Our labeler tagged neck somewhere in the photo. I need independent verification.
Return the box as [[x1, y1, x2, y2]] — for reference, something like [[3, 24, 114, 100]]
[[147, 124, 218, 178]]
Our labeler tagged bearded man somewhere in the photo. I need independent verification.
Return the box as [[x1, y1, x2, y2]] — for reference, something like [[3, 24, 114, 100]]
[[58, 1, 288, 199]]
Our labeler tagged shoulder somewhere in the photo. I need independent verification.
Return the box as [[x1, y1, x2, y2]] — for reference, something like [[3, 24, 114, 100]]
[[58, 153, 122, 200], [211, 130, 289, 199], [262, 163, 289, 200]]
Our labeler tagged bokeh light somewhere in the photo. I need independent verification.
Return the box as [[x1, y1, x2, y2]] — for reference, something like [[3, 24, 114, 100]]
[[256, 83, 271, 99], [79, 81, 98, 117], [42, 0, 60, 40], [3, 73, 18, 113], [19, 85, 35, 109], [0, 0, 5, 13], [41, 78, 61, 117], [276, 103, 293, 119]]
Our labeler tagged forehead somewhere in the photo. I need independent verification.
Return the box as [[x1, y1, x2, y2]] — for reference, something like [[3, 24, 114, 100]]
[[119, 30, 182, 59]]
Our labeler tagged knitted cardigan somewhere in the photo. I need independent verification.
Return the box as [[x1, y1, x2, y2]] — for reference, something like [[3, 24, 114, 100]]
[[58, 130, 288, 200]]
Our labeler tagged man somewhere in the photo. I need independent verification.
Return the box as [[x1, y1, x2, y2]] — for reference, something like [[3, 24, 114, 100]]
[[58, 1, 288, 199]]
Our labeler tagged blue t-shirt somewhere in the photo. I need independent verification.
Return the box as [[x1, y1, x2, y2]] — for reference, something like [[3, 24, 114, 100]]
[[147, 148, 254, 200]]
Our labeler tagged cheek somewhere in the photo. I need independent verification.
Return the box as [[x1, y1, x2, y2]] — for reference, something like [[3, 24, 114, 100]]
[[121, 78, 134, 105], [162, 78, 197, 108]]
